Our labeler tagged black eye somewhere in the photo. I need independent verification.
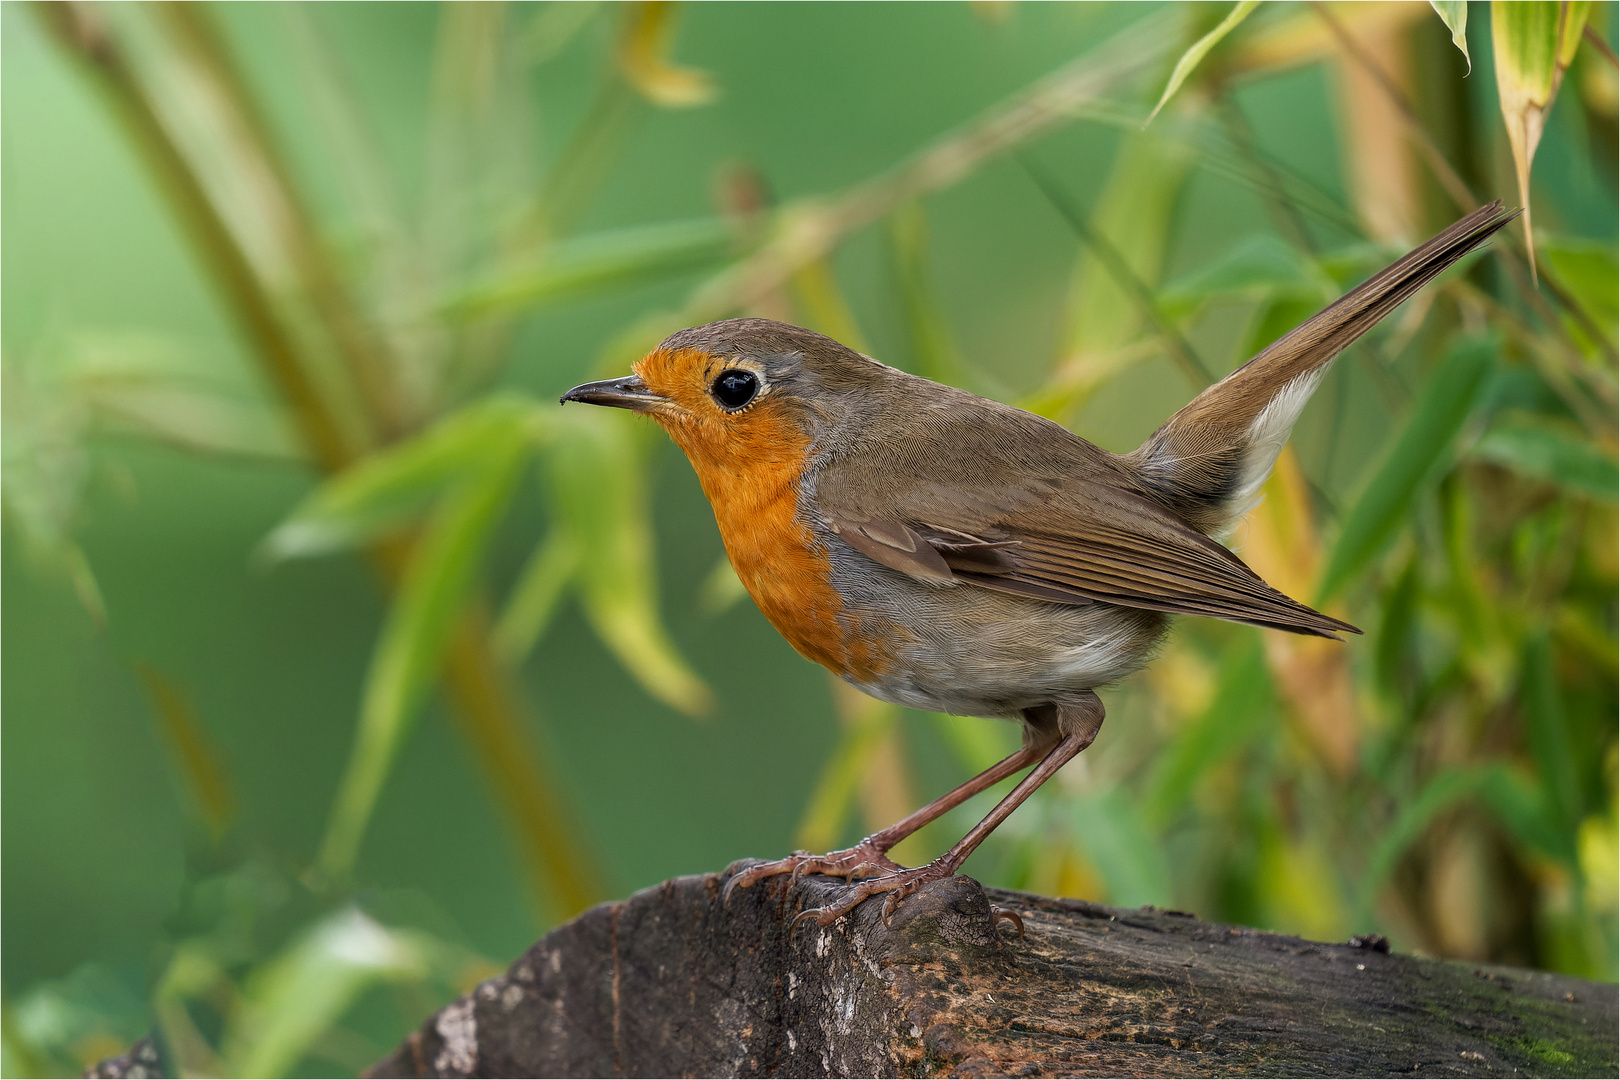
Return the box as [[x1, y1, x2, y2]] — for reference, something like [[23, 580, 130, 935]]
[[711, 369, 759, 410]]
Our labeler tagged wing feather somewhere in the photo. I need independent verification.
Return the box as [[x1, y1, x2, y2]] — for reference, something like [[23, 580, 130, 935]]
[[811, 378, 1357, 639]]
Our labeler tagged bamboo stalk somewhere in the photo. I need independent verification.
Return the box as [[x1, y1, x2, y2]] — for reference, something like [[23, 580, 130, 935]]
[[34, 1, 357, 472], [155, 2, 414, 440], [36, 0, 604, 923]]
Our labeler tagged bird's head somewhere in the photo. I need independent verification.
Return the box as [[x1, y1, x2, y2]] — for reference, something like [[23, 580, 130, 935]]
[[560, 318, 883, 475]]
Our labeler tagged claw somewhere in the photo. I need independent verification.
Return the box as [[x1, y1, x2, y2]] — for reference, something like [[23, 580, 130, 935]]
[[881, 890, 901, 928], [846, 860, 886, 881], [721, 873, 748, 904], [791, 906, 829, 932], [992, 907, 1025, 940]]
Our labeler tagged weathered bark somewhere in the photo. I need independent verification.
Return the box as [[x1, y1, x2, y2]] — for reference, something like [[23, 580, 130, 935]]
[[367, 863, 1616, 1079]]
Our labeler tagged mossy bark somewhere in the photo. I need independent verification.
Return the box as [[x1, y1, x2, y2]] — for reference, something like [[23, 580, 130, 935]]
[[363, 863, 1616, 1078]]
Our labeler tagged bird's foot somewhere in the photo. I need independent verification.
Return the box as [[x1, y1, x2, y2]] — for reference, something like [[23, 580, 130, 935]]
[[790, 856, 959, 930], [722, 841, 904, 903]]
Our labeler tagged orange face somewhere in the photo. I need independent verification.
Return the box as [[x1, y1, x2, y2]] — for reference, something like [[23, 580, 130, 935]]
[[630, 347, 806, 478], [563, 346, 885, 680]]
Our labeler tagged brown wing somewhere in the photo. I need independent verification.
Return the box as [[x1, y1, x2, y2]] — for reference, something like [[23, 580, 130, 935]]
[[832, 494, 1354, 638], [815, 395, 1357, 639], [816, 372, 1360, 641]]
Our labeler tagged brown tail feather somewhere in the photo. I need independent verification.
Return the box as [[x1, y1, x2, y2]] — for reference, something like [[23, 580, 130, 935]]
[[1125, 202, 1519, 534]]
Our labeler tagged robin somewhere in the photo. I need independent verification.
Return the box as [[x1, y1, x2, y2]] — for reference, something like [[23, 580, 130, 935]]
[[562, 202, 1515, 926]]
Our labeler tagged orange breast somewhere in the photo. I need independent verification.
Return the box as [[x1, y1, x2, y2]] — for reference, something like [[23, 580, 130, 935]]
[[704, 457, 858, 676], [643, 377, 886, 683]]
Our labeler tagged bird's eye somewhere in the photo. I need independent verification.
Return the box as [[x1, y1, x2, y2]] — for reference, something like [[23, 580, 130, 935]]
[[710, 369, 759, 410]]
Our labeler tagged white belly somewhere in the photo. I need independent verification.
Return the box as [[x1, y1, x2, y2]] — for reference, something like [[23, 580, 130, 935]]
[[827, 549, 1168, 719]]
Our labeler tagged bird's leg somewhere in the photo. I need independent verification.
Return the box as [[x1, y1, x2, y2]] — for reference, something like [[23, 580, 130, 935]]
[[723, 738, 1046, 901], [792, 693, 1106, 928]]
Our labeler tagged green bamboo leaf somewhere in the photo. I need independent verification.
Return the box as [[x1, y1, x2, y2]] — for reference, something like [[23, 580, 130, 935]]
[[1316, 337, 1498, 603], [317, 419, 534, 880], [222, 908, 425, 1079], [1355, 765, 1492, 919], [264, 395, 545, 561], [1054, 133, 1199, 364], [1142, 638, 1274, 830], [1374, 557, 1423, 697], [1472, 415, 1618, 499], [154, 943, 230, 1077], [1146, 1, 1259, 124], [1492, 1, 1591, 273], [1066, 786, 1173, 907], [443, 218, 735, 320], [1475, 762, 1576, 864], [86, 381, 302, 461], [1157, 234, 1329, 319], [1242, 295, 1322, 362], [520, 1, 601, 65], [696, 554, 748, 616], [1356, 761, 1573, 921], [62, 331, 303, 462], [1029, 127, 1202, 421], [493, 529, 582, 664], [136, 665, 235, 839], [1, 353, 106, 623], [1522, 632, 1583, 832], [1540, 237, 1619, 350], [548, 411, 713, 717], [1429, 1, 1471, 73]]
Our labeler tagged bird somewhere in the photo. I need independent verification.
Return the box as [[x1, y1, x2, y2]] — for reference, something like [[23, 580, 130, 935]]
[[561, 202, 1516, 928]]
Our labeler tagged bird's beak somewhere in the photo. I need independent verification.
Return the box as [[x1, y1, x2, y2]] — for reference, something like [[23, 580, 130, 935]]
[[559, 374, 666, 412]]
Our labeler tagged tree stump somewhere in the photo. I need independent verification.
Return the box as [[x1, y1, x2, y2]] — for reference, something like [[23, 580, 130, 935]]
[[366, 863, 1616, 1078]]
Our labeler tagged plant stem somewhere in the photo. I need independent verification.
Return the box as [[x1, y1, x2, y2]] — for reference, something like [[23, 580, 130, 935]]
[[34, 1, 357, 472], [36, 1, 604, 923]]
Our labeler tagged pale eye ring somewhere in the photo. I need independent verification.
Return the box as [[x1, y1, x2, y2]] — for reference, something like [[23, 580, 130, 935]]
[[710, 369, 759, 410]]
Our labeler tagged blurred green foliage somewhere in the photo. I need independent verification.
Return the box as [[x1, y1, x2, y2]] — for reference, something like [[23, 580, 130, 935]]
[[3, 2, 1615, 1075]]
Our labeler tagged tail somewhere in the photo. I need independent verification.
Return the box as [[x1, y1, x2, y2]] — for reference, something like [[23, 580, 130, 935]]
[[1124, 202, 1518, 535]]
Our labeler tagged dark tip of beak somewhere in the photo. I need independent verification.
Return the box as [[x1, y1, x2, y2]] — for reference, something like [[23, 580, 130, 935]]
[[559, 375, 664, 411]]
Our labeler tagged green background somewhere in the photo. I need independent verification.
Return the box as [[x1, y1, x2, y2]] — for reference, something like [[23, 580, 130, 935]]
[[4, 2, 1615, 1074]]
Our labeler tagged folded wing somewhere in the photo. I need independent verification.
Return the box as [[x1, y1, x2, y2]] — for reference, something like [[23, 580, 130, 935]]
[[829, 477, 1356, 639]]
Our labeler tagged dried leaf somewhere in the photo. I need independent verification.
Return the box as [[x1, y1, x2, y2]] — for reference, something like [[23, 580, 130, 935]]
[[136, 665, 235, 838], [1239, 449, 1358, 775], [1492, 1, 1591, 275], [617, 1, 715, 108]]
